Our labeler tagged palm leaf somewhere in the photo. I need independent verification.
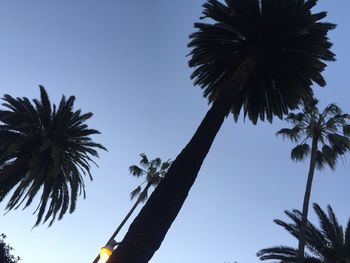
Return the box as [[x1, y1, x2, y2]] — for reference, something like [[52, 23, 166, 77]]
[[277, 127, 302, 142], [128, 165, 144, 177], [258, 204, 349, 262], [321, 145, 337, 170], [130, 186, 141, 201], [139, 153, 149, 167], [291, 144, 310, 161], [327, 134, 350, 155]]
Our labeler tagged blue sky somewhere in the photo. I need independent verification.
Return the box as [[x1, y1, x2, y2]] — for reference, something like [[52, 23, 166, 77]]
[[0, 1, 350, 263]]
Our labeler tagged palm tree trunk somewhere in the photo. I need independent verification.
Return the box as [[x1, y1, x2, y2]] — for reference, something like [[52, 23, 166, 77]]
[[108, 88, 235, 263], [297, 135, 318, 263], [92, 182, 152, 263], [107, 55, 255, 263]]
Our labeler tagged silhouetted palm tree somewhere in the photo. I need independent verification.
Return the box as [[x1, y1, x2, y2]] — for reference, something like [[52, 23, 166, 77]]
[[257, 203, 350, 263], [0, 86, 106, 226], [277, 98, 350, 261], [110, 1, 336, 262], [92, 153, 171, 263]]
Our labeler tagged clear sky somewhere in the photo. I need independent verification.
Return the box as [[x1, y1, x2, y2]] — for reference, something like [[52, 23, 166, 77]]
[[0, 1, 350, 263]]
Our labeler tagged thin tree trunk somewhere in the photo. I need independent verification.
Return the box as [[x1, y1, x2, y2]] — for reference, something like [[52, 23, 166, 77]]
[[297, 135, 318, 263], [92, 182, 152, 263]]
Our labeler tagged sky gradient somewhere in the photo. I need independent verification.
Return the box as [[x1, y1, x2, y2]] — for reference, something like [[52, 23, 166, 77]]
[[1, 1, 350, 263]]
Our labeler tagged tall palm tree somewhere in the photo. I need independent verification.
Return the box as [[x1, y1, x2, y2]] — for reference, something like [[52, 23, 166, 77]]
[[257, 203, 350, 263], [109, 1, 336, 262], [276, 98, 350, 261], [92, 153, 171, 263], [0, 86, 106, 227]]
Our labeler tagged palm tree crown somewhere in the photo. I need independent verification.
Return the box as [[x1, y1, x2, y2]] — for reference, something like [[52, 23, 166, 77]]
[[277, 98, 350, 170], [0, 86, 106, 226], [188, 0, 336, 123], [257, 203, 350, 262], [129, 153, 171, 203]]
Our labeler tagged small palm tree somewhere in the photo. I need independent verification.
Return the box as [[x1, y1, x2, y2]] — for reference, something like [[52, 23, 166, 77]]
[[0, 86, 106, 226], [110, 1, 336, 262], [92, 153, 171, 263], [277, 98, 350, 261], [257, 203, 350, 263]]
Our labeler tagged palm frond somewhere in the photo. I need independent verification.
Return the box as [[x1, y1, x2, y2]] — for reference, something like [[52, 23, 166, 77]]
[[138, 190, 148, 203], [315, 150, 325, 170], [130, 186, 142, 201], [160, 160, 172, 171], [277, 127, 303, 142], [139, 153, 149, 167], [257, 246, 298, 261], [128, 165, 144, 177], [327, 134, 350, 155], [285, 112, 306, 125], [291, 144, 310, 161], [257, 204, 349, 262], [323, 103, 342, 117]]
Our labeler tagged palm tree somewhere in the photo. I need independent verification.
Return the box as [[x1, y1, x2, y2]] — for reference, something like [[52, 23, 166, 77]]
[[109, 1, 336, 262], [257, 203, 350, 262], [276, 98, 350, 261], [0, 86, 106, 227], [92, 153, 171, 263]]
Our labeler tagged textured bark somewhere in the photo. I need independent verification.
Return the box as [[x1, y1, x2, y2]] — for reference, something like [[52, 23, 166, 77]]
[[108, 90, 235, 263], [92, 182, 152, 263], [297, 135, 319, 263]]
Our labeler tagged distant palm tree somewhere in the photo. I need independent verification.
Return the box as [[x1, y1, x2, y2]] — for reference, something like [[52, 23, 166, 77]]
[[257, 203, 350, 263], [110, 1, 336, 262], [92, 153, 171, 263], [0, 86, 106, 226], [277, 98, 350, 261]]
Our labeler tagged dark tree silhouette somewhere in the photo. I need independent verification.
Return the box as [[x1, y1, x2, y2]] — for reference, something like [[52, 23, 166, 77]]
[[109, 1, 336, 262], [0, 234, 21, 263], [257, 203, 350, 263], [0, 86, 106, 226], [92, 154, 171, 263], [277, 98, 350, 261]]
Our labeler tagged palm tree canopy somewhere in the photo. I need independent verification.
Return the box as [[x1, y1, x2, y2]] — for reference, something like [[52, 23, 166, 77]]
[[0, 86, 106, 226], [188, 0, 336, 123], [129, 153, 171, 203], [257, 203, 350, 262], [277, 98, 350, 170]]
